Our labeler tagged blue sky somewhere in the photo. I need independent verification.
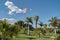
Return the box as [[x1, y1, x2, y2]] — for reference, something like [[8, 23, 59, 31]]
[[0, 0, 60, 25]]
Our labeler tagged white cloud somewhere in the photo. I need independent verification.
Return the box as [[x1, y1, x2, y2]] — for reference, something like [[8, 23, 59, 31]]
[[0, 18, 16, 24], [5, 1, 27, 15]]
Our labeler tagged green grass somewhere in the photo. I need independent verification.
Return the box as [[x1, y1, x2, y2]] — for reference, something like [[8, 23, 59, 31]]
[[16, 37, 51, 40], [15, 33, 52, 40], [14, 31, 56, 40]]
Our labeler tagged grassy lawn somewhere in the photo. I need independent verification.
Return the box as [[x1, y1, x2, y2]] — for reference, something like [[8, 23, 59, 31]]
[[15, 33, 53, 40], [16, 37, 51, 40], [13, 31, 57, 40]]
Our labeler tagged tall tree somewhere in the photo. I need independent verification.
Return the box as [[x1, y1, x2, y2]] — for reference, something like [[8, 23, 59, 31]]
[[38, 22, 43, 37], [34, 16, 39, 28], [2, 19, 8, 40], [39, 22, 43, 28], [0, 19, 12, 40], [49, 17, 58, 35], [26, 17, 33, 35], [34, 16, 39, 36]]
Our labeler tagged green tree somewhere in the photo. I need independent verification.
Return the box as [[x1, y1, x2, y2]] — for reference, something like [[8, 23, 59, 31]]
[[15, 20, 24, 28], [15, 20, 24, 32], [49, 17, 58, 35], [26, 17, 33, 35], [0, 19, 19, 40], [39, 22, 43, 27], [38, 22, 43, 37], [34, 16, 39, 36], [0, 19, 11, 40], [34, 16, 39, 28]]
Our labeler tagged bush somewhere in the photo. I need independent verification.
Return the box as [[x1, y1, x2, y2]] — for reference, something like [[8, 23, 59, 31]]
[[55, 35, 60, 40]]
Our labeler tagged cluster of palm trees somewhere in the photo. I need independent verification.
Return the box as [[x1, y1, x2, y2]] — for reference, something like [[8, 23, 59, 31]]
[[0, 16, 60, 40], [49, 17, 59, 35]]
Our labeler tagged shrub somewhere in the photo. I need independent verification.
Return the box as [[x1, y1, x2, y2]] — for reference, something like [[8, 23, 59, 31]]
[[55, 35, 60, 40]]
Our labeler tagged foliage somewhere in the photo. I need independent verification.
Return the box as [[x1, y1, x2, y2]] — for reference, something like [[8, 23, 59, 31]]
[[49, 17, 58, 27], [55, 35, 60, 40], [39, 22, 43, 27], [34, 16, 39, 28], [0, 19, 19, 40], [0, 16, 60, 40], [26, 17, 33, 35]]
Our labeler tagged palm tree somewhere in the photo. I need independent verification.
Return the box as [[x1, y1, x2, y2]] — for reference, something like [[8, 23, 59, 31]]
[[39, 22, 43, 28], [26, 17, 33, 35], [38, 22, 43, 37], [34, 16, 39, 28], [49, 17, 58, 35], [34, 16, 39, 36]]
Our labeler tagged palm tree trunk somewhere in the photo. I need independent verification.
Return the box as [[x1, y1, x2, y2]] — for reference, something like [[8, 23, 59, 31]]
[[35, 22, 37, 29], [27, 24, 30, 35], [54, 27, 56, 35], [35, 22, 38, 36], [54, 27, 57, 39]]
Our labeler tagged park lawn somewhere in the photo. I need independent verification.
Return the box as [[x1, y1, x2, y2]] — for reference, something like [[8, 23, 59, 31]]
[[16, 37, 51, 40], [15, 31, 56, 40], [15, 33, 52, 40], [37, 38, 51, 40]]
